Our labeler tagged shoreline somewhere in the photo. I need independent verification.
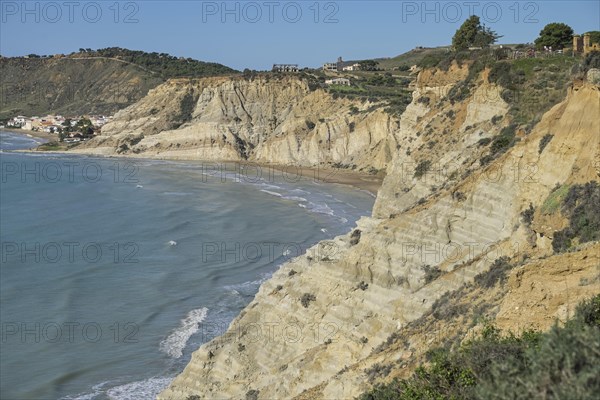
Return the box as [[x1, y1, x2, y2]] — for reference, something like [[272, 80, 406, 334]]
[[3, 130, 384, 195], [1, 129, 380, 400], [1, 127, 56, 142]]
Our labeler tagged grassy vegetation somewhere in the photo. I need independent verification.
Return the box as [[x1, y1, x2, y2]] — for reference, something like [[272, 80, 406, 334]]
[[541, 184, 571, 214], [36, 141, 65, 151], [88, 47, 237, 78], [376, 47, 451, 71], [496, 55, 579, 126], [324, 72, 414, 117], [418, 47, 580, 128], [360, 294, 600, 400]]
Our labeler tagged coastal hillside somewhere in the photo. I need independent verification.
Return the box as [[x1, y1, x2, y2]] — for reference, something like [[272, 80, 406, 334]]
[[155, 57, 599, 398], [73, 75, 399, 173], [0, 49, 236, 118]]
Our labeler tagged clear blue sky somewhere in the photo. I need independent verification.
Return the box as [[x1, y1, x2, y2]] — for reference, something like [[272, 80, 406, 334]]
[[1, 1, 599, 70]]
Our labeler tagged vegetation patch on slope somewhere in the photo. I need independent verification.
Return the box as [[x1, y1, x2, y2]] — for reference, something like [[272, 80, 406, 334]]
[[361, 294, 600, 400], [552, 181, 600, 253]]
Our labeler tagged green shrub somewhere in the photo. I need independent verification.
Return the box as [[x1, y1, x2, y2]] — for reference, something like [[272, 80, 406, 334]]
[[431, 288, 469, 320], [474, 257, 514, 288], [300, 293, 316, 308], [521, 203, 535, 226], [350, 229, 362, 246], [422, 264, 443, 284], [552, 181, 600, 253], [360, 295, 600, 400], [477, 137, 492, 147], [490, 124, 518, 155], [488, 62, 514, 88], [538, 133, 554, 154], [414, 160, 432, 179], [417, 96, 430, 105], [365, 363, 393, 383]]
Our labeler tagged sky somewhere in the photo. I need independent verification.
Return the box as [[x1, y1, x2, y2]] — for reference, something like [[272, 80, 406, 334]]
[[1, 0, 599, 70]]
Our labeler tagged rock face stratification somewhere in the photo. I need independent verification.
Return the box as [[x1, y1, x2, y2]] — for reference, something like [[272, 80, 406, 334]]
[[74, 69, 600, 399], [154, 72, 599, 399], [74, 76, 399, 173]]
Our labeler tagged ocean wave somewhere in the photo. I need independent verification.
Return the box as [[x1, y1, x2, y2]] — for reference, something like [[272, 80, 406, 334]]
[[223, 274, 270, 292], [260, 189, 283, 197], [290, 188, 310, 194], [281, 195, 307, 202], [105, 376, 173, 400], [162, 191, 192, 196], [62, 380, 112, 400], [258, 182, 282, 190], [307, 202, 335, 216], [159, 307, 208, 358]]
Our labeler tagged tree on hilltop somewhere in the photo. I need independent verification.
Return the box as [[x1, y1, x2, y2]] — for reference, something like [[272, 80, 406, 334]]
[[452, 16, 501, 51], [534, 23, 574, 50]]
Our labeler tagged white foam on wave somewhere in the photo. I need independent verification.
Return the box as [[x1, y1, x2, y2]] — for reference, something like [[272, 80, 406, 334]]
[[258, 182, 282, 190], [260, 189, 283, 197], [63, 380, 112, 400], [282, 195, 307, 202], [162, 191, 191, 196], [105, 376, 173, 400], [290, 188, 310, 194], [159, 307, 208, 358], [223, 274, 270, 292], [308, 202, 335, 216]]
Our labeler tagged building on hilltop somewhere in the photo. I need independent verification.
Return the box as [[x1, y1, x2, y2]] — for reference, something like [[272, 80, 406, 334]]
[[342, 63, 361, 72], [323, 57, 361, 72], [323, 62, 338, 72], [325, 78, 351, 86], [272, 64, 299, 73], [573, 33, 600, 55]]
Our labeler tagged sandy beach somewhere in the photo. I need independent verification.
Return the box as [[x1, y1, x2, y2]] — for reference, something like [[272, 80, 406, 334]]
[[4, 129, 384, 195], [1, 127, 57, 142]]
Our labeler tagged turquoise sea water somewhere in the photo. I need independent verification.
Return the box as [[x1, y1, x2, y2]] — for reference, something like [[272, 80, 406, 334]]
[[0, 131, 375, 400]]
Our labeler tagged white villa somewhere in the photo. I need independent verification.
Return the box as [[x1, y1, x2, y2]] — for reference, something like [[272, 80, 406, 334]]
[[325, 78, 351, 86]]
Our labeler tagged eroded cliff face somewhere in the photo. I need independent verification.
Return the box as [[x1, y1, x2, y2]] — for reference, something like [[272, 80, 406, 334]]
[[157, 68, 600, 399], [74, 76, 398, 172]]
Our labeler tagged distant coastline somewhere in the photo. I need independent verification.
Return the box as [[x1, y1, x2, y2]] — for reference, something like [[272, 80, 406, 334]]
[[3, 129, 383, 195], [0, 127, 54, 142]]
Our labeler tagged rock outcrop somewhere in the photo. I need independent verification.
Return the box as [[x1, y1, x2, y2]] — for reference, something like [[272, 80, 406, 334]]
[[73, 76, 398, 173], [155, 68, 600, 399]]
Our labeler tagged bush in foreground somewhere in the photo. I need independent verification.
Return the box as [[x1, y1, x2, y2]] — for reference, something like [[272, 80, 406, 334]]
[[360, 294, 600, 400]]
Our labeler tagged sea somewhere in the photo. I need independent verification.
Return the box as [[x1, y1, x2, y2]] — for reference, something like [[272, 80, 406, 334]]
[[0, 130, 375, 400]]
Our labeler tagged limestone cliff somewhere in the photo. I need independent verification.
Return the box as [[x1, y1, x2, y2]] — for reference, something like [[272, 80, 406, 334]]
[[74, 76, 398, 173], [157, 68, 599, 399]]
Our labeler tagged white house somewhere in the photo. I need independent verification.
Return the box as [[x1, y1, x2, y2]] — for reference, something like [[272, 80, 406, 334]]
[[323, 62, 338, 72], [343, 63, 361, 72], [325, 78, 351, 86]]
